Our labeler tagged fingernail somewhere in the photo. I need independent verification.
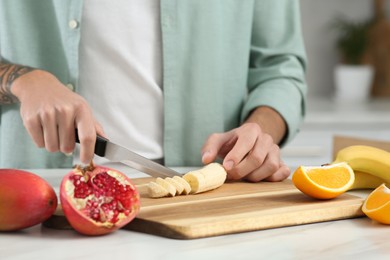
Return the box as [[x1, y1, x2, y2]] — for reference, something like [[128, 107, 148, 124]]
[[82, 160, 90, 165], [64, 152, 73, 157], [224, 160, 234, 171]]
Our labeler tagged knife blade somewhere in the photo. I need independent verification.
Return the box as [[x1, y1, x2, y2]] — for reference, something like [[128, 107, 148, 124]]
[[75, 130, 182, 178]]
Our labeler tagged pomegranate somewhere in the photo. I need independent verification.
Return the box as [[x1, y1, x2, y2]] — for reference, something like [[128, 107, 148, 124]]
[[0, 169, 57, 231], [60, 163, 140, 236]]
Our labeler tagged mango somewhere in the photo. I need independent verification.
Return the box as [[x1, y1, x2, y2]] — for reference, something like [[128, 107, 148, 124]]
[[0, 169, 57, 231]]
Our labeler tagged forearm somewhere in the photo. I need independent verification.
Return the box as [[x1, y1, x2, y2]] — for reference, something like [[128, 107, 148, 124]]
[[244, 106, 287, 145], [0, 63, 35, 104]]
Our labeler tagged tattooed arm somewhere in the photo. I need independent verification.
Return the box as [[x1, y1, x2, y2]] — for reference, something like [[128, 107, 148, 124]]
[[0, 62, 105, 164], [0, 63, 35, 104]]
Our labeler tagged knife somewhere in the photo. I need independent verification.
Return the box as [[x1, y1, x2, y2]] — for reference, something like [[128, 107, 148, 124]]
[[75, 130, 182, 178]]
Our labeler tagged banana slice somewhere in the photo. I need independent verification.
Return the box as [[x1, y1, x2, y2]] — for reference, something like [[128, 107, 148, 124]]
[[165, 177, 184, 195], [146, 163, 227, 198], [183, 163, 227, 194], [155, 177, 176, 197], [173, 175, 191, 195], [147, 181, 169, 198]]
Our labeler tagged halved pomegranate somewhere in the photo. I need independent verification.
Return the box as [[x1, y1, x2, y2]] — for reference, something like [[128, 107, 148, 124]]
[[60, 163, 140, 236]]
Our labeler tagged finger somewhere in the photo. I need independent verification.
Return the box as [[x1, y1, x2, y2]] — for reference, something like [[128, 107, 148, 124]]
[[244, 144, 281, 182], [265, 162, 291, 182], [41, 109, 60, 152], [23, 114, 45, 148], [201, 132, 234, 165], [75, 106, 96, 164], [94, 119, 107, 139], [57, 107, 76, 154], [227, 134, 274, 180], [222, 124, 260, 170]]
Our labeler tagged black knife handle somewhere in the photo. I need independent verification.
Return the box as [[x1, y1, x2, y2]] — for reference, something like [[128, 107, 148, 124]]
[[75, 129, 108, 157]]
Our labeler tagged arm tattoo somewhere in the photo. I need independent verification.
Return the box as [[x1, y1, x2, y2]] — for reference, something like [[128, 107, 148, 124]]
[[0, 64, 35, 104]]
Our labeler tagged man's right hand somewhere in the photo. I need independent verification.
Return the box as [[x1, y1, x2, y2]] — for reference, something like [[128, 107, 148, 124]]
[[11, 69, 104, 164]]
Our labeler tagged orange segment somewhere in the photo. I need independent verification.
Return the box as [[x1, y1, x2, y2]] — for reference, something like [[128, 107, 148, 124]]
[[292, 162, 355, 199], [362, 184, 390, 224]]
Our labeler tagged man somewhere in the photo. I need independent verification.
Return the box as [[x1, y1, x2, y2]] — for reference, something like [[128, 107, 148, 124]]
[[0, 0, 307, 182]]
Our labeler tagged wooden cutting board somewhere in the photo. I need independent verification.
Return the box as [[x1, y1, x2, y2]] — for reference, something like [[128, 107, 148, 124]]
[[123, 178, 365, 239], [44, 178, 365, 239]]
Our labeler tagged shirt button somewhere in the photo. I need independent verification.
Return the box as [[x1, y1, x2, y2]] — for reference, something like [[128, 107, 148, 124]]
[[68, 19, 79, 29], [66, 83, 75, 91]]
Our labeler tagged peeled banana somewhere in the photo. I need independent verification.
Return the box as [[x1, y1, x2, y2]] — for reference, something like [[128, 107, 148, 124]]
[[155, 177, 176, 196], [171, 176, 191, 195], [333, 145, 390, 190], [183, 163, 227, 194], [147, 181, 170, 198], [147, 163, 227, 198]]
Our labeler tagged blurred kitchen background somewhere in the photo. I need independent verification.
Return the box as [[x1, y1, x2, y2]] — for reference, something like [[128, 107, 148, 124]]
[[283, 0, 390, 168], [300, 0, 379, 98]]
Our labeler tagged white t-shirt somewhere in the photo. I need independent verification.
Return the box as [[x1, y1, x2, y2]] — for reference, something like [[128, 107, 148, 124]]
[[76, 0, 163, 164]]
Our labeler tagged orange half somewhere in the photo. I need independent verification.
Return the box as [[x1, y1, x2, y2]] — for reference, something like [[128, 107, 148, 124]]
[[362, 183, 390, 224], [292, 162, 355, 199]]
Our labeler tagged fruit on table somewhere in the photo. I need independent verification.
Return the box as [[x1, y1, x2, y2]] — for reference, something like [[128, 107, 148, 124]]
[[333, 145, 390, 184], [60, 163, 140, 236], [147, 181, 171, 198], [183, 163, 227, 194], [165, 177, 186, 195], [292, 162, 355, 199], [147, 163, 227, 198], [155, 177, 177, 196], [362, 183, 390, 224], [0, 169, 57, 231], [171, 176, 191, 194], [332, 145, 390, 224], [349, 171, 388, 190]]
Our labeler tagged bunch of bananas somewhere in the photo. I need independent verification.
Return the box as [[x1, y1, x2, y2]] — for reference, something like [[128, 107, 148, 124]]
[[333, 145, 390, 190]]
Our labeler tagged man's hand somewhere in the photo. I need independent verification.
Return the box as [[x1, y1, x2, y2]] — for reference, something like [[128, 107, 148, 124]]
[[201, 107, 290, 182], [11, 69, 104, 164]]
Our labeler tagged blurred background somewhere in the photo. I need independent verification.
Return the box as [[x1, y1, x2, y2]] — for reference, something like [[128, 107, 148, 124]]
[[283, 0, 390, 168], [300, 0, 383, 98]]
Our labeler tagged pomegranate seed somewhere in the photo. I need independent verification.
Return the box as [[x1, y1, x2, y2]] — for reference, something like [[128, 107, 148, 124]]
[[70, 171, 136, 223]]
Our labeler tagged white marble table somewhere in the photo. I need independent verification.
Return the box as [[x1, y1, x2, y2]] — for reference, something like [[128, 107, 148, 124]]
[[1, 164, 390, 260]]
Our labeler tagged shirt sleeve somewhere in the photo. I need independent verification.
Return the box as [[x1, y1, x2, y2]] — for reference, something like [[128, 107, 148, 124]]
[[241, 0, 308, 146]]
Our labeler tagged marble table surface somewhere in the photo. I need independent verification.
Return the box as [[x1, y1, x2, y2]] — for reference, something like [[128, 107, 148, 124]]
[[1, 164, 390, 260]]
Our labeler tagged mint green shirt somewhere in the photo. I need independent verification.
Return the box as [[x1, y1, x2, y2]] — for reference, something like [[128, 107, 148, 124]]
[[0, 0, 307, 169]]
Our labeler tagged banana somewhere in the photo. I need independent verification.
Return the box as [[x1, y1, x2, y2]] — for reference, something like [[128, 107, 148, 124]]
[[147, 181, 169, 198], [333, 145, 390, 184], [146, 163, 227, 198], [172, 176, 191, 195], [349, 171, 388, 190], [183, 163, 227, 194], [155, 177, 176, 197], [165, 177, 184, 195]]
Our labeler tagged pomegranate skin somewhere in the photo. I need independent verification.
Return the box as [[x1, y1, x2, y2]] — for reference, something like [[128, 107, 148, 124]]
[[0, 169, 58, 231], [60, 165, 140, 236]]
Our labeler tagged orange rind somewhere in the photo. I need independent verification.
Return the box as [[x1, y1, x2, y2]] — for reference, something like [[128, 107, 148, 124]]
[[292, 162, 355, 199], [362, 183, 390, 224]]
